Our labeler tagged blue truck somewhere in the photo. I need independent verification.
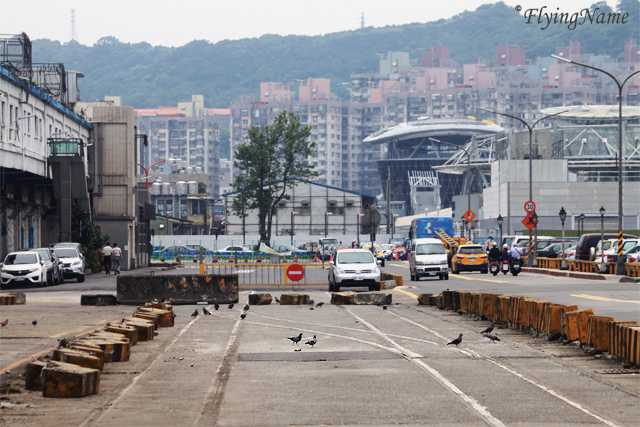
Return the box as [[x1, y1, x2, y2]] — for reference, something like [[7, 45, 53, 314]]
[[409, 216, 455, 240]]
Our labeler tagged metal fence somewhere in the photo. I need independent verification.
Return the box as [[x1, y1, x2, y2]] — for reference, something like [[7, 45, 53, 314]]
[[198, 262, 330, 287]]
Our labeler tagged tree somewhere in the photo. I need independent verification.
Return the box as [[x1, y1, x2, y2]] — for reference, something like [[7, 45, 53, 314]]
[[231, 111, 318, 242], [71, 204, 108, 272]]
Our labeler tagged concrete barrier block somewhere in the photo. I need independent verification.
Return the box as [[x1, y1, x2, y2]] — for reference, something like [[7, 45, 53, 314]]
[[609, 322, 638, 359], [117, 274, 239, 305], [145, 301, 173, 311], [628, 327, 640, 366], [559, 305, 578, 336], [133, 312, 160, 328], [25, 359, 47, 391], [73, 340, 114, 362], [480, 293, 501, 319], [563, 309, 594, 342], [459, 291, 471, 312], [53, 348, 103, 371], [82, 337, 128, 362], [248, 294, 273, 305], [429, 295, 440, 306], [508, 296, 525, 327], [354, 292, 392, 306], [494, 296, 511, 323], [468, 292, 480, 315], [123, 318, 155, 341], [442, 290, 454, 310], [381, 280, 397, 290], [331, 292, 355, 305], [105, 325, 138, 345], [67, 344, 106, 366], [42, 361, 100, 398], [544, 305, 568, 335], [0, 294, 16, 305], [586, 316, 614, 352], [90, 332, 131, 358], [279, 294, 310, 305], [417, 294, 432, 305], [535, 301, 552, 333], [80, 294, 118, 306], [137, 307, 173, 327]]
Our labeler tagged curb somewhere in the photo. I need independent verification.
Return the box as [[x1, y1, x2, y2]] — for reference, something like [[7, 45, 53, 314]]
[[523, 267, 608, 281]]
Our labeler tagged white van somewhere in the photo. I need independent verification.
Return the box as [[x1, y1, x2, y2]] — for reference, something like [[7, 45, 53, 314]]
[[409, 238, 449, 281]]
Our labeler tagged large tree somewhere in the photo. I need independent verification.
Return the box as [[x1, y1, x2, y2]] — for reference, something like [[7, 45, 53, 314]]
[[231, 111, 318, 243]]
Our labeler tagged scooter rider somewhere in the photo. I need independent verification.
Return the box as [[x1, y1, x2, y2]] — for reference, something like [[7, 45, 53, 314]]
[[499, 244, 510, 261], [488, 242, 501, 261], [508, 244, 524, 260]]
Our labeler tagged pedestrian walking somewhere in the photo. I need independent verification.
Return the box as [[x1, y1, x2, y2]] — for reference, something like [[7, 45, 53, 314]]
[[112, 243, 122, 275], [102, 242, 113, 274]]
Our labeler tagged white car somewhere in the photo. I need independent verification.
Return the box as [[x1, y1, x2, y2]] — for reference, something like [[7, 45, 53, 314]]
[[52, 246, 85, 282], [328, 249, 380, 292], [0, 251, 48, 288]]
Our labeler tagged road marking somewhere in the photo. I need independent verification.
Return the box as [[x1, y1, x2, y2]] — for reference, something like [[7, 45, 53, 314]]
[[451, 275, 509, 283], [393, 287, 418, 299], [571, 294, 640, 304]]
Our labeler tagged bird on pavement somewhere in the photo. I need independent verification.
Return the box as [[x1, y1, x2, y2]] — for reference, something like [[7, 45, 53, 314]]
[[382, 305, 388, 310], [305, 335, 317, 347], [32, 320, 37, 326], [316, 302, 324, 307], [308, 299, 315, 305], [1, 319, 9, 328], [214, 303, 220, 311], [480, 324, 494, 335], [240, 313, 246, 320], [274, 297, 280, 303], [486, 334, 500, 343], [288, 333, 303, 345], [228, 303, 234, 310], [243, 304, 249, 311], [203, 307, 212, 316], [191, 309, 198, 318], [447, 334, 463, 347]]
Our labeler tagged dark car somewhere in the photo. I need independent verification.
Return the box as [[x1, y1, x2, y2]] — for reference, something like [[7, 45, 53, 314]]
[[575, 233, 637, 261], [534, 240, 564, 258]]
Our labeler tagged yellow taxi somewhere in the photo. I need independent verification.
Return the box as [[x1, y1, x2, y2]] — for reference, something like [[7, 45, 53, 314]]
[[451, 244, 488, 274], [361, 243, 386, 265]]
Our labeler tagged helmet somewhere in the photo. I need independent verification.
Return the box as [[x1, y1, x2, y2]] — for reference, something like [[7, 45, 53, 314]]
[[492, 242, 498, 247], [503, 244, 509, 249]]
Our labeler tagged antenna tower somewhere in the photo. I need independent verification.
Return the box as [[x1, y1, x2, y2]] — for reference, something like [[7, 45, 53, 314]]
[[70, 9, 77, 42], [361, 13, 364, 29]]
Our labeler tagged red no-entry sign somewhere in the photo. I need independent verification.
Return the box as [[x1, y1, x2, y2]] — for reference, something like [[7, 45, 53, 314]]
[[286, 263, 304, 282]]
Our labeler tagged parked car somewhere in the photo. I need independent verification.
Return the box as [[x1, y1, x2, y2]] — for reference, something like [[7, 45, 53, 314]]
[[52, 242, 84, 256], [328, 249, 380, 292], [594, 239, 640, 263], [28, 247, 62, 286], [51, 246, 85, 282], [575, 233, 637, 261], [220, 245, 252, 253], [185, 244, 212, 253], [451, 244, 488, 274], [0, 251, 48, 288], [381, 244, 394, 260], [536, 241, 572, 258], [626, 247, 640, 263], [562, 245, 577, 260]]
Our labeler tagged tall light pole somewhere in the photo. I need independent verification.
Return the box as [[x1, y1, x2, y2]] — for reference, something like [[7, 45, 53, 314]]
[[137, 159, 166, 190], [552, 54, 640, 275], [478, 107, 571, 266], [559, 207, 567, 269], [599, 205, 606, 273], [497, 214, 503, 248]]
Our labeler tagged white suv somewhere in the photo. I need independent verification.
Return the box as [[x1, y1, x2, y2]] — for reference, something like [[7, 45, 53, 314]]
[[52, 246, 85, 282], [328, 249, 380, 292]]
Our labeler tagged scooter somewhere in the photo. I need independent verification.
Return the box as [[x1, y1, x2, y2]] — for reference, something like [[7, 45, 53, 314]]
[[501, 259, 510, 275], [510, 258, 523, 276], [489, 259, 500, 276]]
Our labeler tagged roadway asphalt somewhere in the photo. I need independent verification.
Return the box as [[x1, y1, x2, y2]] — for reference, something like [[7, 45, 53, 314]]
[[1, 263, 639, 425]]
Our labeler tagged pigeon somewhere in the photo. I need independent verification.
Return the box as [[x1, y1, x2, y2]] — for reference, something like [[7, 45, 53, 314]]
[[316, 302, 324, 308], [274, 297, 280, 303], [288, 333, 303, 345], [308, 299, 315, 305], [203, 307, 212, 316], [447, 334, 463, 347], [243, 304, 249, 311], [382, 305, 388, 310], [228, 303, 234, 310], [32, 320, 37, 326], [191, 309, 198, 318], [480, 324, 494, 335], [457, 310, 465, 315], [294, 348, 301, 352], [1, 319, 8, 327], [486, 334, 500, 343], [305, 335, 317, 347], [214, 303, 219, 310], [240, 313, 247, 320], [547, 332, 563, 342]]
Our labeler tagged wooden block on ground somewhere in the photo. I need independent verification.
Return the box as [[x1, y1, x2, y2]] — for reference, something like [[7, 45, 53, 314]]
[[469, 292, 480, 315], [67, 344, 106, 366], [248, 294, 273, 305], [80, 294, 117, 306], [442, 290, 454, 310], [279, 294, 310, 305], [123, 318, 155, 341], [628, 327, 640, 366], [137, 307, 173, 327], [354, 292, 392, 306], [73, 340, 114, 362], [417, 294, 432, 305], [330, 292, 354, 305], [535, 302, 552, 333], [89, 333, 131, 362], [105, 325, 138, 345], [392, 273, 404, 288], [81, 337, 129, 362], [145, 301, 173, 311], [42, 361, 100, 398], [544, 305, 567, 335], [495, 296, 511, 323], [381, 280, 396, 290], [458, 291, 471, 312], [0, 294, 17, 305], [132, 312, 160, 328], [53, 348, 103, 371], [25, 359, 47, 391]]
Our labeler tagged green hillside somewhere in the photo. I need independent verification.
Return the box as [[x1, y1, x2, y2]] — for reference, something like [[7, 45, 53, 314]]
[[30, 1, 639, 109]]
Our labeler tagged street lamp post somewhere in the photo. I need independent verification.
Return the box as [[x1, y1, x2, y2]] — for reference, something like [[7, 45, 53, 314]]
[[137, 159, 167, 190], [531, 211, 539, 266], [559, 207, 567, 269], [479, 107, 571, 267], [290, 211, 298, 245], [392, 214, 398, 239], [578, 213, 585, 235], [497, 214, 503, 248], [599, 205, 606, 273], [324, 212, 332, 237], [552, 54, 640, 275]]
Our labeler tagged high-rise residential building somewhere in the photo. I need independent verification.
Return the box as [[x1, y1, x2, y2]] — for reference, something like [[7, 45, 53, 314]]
[[137, 95, 224, 197]]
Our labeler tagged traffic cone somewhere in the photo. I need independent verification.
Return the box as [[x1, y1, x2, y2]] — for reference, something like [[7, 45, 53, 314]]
[[294, 254, 298, 262], [406, 252, 410, 262], [244, 254, 248, 263], [329, 253, 333, 262], [213, 253, 218, 263], [257, 254, 261, 263], [394, 252, 398, 260], [313, 254, 318, 262]]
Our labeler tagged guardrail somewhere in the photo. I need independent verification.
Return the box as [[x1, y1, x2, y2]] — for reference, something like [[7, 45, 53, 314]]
[[536, 257, 639, 278], [198, 262, 331, 286]]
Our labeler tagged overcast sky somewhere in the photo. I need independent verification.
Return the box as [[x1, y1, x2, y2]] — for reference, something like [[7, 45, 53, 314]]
[[4, 0, 619, 47]]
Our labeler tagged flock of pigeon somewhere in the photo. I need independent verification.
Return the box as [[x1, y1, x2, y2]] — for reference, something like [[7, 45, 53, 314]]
[[446, 323, 501, 347], [190, 302, 250, 320]]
